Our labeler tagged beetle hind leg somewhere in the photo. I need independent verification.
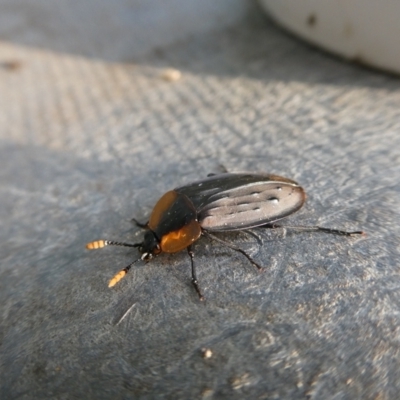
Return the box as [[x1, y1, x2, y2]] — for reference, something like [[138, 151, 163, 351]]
[[203, 231, 264, 271], [260, 224, 365, 237], [187, 245, 204, 301]]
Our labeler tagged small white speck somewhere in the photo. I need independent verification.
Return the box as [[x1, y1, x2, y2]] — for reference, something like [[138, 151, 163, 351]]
[[161, 68, 182, 82], [202, 348, 213, 359]]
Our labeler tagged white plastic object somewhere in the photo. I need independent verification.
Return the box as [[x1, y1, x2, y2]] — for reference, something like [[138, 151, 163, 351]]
[[259, 0, 400, 75]]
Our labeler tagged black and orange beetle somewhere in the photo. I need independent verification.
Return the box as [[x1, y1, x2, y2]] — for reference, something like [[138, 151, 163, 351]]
[[86, 173, 364, 300]]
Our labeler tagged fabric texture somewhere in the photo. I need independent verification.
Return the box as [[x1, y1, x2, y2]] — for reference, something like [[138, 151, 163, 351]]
[[1, 1, 399, 398]]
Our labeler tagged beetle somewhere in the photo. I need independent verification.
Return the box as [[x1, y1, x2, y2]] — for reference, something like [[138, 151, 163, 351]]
[[86, 172, 364, 300]]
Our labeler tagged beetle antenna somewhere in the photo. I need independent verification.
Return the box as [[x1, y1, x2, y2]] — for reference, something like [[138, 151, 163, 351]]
[[108, 258, 142, 287], [86, 240, 142, 250], [261, 224, 365, 237], [85, 240, 144, 287], [203, 231, 264, 271]]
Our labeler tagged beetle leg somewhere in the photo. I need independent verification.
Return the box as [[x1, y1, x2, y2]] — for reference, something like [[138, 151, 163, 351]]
[[243, 229, 263, 248], [86, 240, 142, 250], [259, 224, 365, 237], [202, 231, 264, 271], [218, 164, 229, 173], [187, 245, 204, 301], [131, 218, 149, 229], [207, 165, 229, 177]]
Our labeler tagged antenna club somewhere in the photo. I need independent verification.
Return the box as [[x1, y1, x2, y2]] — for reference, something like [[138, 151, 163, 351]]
[[108, 270, 127, 287], [86, 240, 107, 250]]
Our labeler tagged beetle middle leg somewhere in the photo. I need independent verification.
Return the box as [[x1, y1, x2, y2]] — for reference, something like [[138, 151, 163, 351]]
[[202, 231, 264, 271], [187, 245, 204, 301]]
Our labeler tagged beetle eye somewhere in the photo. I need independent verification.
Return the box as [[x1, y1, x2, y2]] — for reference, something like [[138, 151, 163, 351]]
[[141, 252, 153, 261]]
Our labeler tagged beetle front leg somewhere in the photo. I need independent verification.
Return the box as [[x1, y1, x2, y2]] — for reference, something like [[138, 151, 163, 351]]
[[187, 245, 204, 301], [131, 218, 149, 229]]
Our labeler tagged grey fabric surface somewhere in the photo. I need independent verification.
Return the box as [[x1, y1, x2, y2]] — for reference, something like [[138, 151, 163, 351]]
[[1, 1, 400, 399]]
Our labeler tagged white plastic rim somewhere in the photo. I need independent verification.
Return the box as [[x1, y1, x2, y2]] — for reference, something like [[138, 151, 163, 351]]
[[259, 0, 400, 75]]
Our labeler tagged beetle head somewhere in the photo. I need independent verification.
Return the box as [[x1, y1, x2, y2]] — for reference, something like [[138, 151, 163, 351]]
[[140, 230, 161, 260]]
